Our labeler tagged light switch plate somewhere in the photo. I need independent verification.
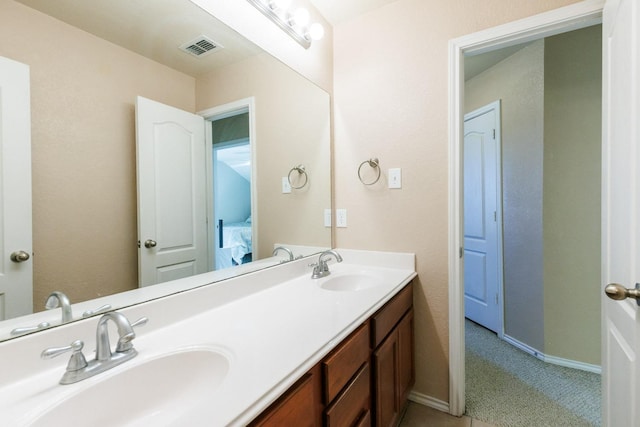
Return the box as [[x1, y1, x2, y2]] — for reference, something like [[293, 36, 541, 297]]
[[388, 168, 402, 189], [282, 177, 291, 194], [336, 209, 347, 227], [324, 209, 332, 227]]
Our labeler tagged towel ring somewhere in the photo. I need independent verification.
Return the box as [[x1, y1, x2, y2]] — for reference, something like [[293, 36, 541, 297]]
[[358, 158, 381, 185], [288, 165, 308, 189]]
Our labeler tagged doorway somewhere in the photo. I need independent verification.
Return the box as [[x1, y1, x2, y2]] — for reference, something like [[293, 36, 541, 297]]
[[211, 113, 252, 270], [199, 98, 257, 272], [461, 25, 602, 424], [447, 1, 604, 417]]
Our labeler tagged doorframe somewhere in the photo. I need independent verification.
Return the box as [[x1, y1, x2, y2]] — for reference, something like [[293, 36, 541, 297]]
[[463, 100, 505, 338], [198, 97, 257, 272], [447, 0, 604, 416]]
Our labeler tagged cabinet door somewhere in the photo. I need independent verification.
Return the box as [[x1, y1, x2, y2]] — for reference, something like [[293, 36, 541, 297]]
[[373, 331, 399, 427], [398, 309, 415, 405]]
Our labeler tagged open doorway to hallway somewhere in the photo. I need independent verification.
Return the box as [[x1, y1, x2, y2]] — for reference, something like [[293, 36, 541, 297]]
[[462, 24, 602, 426]]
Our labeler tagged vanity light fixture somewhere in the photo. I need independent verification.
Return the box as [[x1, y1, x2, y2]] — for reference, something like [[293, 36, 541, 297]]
[[246, 0, 325, 49]]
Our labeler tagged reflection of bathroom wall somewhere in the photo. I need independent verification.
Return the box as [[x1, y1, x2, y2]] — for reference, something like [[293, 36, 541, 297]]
[[0, 1, 195, 308], [215, 161, 251, 223], [197, 54, 331, 259]]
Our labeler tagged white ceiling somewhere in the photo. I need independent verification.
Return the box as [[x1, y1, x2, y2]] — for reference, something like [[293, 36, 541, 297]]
[[309, 0, 400, 24], [15, 0, 263, 77], [464, 42, 532, 81]]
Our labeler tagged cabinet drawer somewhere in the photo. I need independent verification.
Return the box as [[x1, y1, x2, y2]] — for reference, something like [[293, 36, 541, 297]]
[[371, 282, 413, 348], [250, 366, 321, 427], [325, 363, 371, 427], [322, 322, 370, 403]]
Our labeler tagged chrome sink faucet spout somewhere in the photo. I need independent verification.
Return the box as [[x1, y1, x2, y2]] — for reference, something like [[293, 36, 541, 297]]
[[96, 312, 136, 361], [273, 246, 294, 262], [45, 291, 73, 323], [311, 250, 343, 279]]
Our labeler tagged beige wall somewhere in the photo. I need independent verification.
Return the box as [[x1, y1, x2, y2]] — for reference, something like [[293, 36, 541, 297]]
[[196, 53, 331, 259], [0, 1, 195, 309], [543, 25, 602, 365], [465, 41, 546, 352], [333, 0, 581, 403]]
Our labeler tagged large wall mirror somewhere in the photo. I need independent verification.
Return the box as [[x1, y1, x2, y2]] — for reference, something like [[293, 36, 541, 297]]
[[0, 0, 331, 341]]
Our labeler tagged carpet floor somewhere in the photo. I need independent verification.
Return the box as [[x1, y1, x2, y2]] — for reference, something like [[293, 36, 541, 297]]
[[465, 319, 601, 427]]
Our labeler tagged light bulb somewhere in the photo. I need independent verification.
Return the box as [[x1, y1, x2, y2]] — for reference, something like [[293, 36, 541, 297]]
[[293, 8, 310, 27], [308, 23, 325, 41]]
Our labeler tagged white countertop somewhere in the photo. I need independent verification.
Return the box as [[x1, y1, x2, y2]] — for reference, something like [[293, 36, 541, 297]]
[[0, 249, 416, 426]]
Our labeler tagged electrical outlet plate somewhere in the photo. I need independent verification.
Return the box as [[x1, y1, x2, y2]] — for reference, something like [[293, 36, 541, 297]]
[[336, 209, 347, 227], [324, 209, 331, 227]]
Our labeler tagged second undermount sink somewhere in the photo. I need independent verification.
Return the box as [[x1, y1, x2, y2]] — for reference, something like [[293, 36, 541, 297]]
[[31, 348, 231, 427], [318, 272, 384, 291]]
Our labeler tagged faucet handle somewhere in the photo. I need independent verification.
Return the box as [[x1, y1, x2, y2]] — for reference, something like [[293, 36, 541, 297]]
[[82, 304, 112, 318], [115, 317, 148, 353], [131, 317, 148, 329], [41, 340, 88, 372]]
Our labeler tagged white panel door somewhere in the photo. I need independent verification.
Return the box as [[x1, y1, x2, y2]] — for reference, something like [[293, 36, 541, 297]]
[[464, 102, 501, 333], [0, 56, 32, 320], [136, 96, 207, 287], [602, 0, 640, 424]]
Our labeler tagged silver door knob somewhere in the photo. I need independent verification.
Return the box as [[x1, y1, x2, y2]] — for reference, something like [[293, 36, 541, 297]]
[[144, 239, 157, 248], [605, 283, 640, 305], [10, 250, 30, 263]]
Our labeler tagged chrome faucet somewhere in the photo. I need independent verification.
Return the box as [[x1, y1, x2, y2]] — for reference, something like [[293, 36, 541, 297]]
[[273, 246, 294, 262], [311, 250, 343, 279], [45, 291, 73, 323], [96, 312, 137, 360], [41, 312, 147, 385]]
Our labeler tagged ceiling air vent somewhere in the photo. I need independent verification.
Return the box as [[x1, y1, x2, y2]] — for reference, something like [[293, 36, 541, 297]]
[[179, 35, 222, 58]]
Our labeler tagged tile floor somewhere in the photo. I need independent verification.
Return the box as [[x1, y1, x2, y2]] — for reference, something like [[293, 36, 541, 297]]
[[399, 402, 496, 427]]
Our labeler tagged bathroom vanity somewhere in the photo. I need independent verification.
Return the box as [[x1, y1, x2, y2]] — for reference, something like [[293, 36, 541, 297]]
[[251, 281, 414, 427], [0, 249, 416, 426]]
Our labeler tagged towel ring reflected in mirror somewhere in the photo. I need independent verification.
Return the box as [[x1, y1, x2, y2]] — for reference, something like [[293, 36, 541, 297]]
[[358, 158, 381, 185], [288, 165, 308, 189]]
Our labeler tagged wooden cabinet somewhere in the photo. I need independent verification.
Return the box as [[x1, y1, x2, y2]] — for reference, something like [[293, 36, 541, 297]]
[[252, 281, 414, 427], [372, 283, 415, 427]]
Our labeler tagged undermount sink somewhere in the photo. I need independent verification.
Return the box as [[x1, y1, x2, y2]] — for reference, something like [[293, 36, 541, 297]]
[[31, 348, 231, 427], [319, 272, 384, 291]]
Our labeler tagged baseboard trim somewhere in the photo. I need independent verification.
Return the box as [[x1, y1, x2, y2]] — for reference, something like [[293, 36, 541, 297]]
[[503, 334, 601, 374], [408, 391, 450, 413], [543, 354, 601, 374]]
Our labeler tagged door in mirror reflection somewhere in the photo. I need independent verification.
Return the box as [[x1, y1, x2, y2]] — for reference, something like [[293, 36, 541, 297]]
[[0, 56, 33, 319], [212, 112, 253, 270], [135, 96, 208, 287]]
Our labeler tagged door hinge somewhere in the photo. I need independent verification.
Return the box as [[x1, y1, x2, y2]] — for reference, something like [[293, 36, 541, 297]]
[[459, 247, 464, 258], [496, 293, 499, 304], [494, 211, 497, 222], [493, 129, 496, 139]]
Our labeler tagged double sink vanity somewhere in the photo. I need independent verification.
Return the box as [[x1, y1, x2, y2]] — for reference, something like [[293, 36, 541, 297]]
[[0, 249, 416, 426]]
